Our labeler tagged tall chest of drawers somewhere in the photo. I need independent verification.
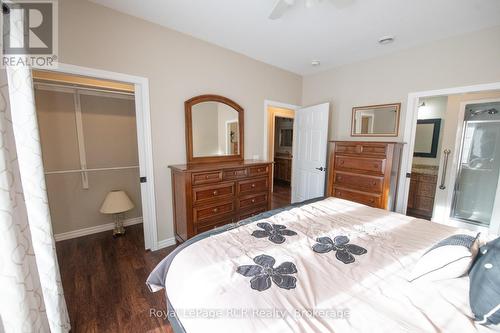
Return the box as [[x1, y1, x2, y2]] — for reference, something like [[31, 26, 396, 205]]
[[169, 161, 273, 242], [327, 141, 404, 210]]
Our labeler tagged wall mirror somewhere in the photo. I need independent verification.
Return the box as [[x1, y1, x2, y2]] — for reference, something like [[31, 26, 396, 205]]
[[351, 103, 401, 137], [185, 95, 244, 164], [414, 118, 442, 158]]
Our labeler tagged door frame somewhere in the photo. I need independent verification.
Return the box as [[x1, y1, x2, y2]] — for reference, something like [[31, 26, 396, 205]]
[[32, 62, 159, 250], [263, 100, 299, 192], [263, 100, 299, 161], [396, 82, 500, 228]]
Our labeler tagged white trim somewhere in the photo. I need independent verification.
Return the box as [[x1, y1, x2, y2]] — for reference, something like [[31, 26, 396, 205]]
[[32, 63, 158, 251], [157, 237, 177, 250], [54, 217, 143, 242], [396, 81, 500, 234], [263, 100, 300, 161]]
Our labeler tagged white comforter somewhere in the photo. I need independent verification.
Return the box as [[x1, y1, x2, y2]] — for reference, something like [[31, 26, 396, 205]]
[[165, 198, 496, 333]]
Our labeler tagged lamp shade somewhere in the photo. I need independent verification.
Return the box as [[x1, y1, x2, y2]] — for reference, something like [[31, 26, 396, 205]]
[[100, 190, 134, 214]]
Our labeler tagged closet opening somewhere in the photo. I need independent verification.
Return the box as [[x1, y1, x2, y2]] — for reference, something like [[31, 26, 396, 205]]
[[32, 69, 148, 245]]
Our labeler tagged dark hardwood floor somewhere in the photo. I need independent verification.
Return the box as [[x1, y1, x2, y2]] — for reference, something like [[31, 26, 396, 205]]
[[56, 224, 175, 333], [57, 186, 291, 333], [271, 180, 291, 209]]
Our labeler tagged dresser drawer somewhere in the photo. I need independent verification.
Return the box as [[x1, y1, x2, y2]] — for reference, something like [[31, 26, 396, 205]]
[[238, 177, 269, 195], [192, 182, 235, 204], [334, 187, 381, 208], [238, 205, 268, 221], [335, 171, 383, 193], [238, 193, 268, 210], [192, 171, 223, 185], [335, 142, 388, 156], [195, 216, 234, 234], [193, 201, 234, 223], [335, 156, 386, 174], [249, 165, 269, 177], [223, 168, 248, 180]]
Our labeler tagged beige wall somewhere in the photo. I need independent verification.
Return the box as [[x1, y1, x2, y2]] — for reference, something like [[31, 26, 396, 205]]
[[302, 26, 500, 142], [58, 0, 302, 243], [36, 89, 142, 234]]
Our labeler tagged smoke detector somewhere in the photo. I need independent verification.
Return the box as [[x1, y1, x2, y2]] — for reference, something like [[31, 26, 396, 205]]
[[378, 36, 395, 45]]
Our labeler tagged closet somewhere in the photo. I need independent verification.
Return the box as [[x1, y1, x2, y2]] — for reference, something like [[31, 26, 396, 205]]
[[34, 71, 143, 238]]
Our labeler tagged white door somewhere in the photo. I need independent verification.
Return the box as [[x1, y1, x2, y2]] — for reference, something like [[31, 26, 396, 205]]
[[291, 103, 330, 203]]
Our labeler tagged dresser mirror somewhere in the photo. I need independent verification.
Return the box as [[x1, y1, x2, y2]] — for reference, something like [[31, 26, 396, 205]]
[[351, 103, 401, 137], [185, 95, 244, 164]]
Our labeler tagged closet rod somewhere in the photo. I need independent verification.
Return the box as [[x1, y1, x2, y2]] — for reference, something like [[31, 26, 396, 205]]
[[34, 82, 135, 96], [45, 165, 139, 175]]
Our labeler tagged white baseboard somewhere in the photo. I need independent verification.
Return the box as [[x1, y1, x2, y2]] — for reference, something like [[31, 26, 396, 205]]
[[54, 217, 143, 241], [156, 237, 177, 250]]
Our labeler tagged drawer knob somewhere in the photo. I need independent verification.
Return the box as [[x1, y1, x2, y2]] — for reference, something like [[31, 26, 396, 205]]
[[373, 163, 379, 168], [251, 199, 256, 203], [213, 208, 218, 213], [213, 190, 218, 196], [339, 160, 344, 165], [337, 176, 342, 181], [205, 175, 209, 179], [372, 181, 377, 186], [369, 198, 375, 203], [251, 184, 256, 188]]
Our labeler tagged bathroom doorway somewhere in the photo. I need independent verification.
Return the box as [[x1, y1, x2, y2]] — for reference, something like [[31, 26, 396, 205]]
[[403, 87, 500, 234], [265, 105, 295, 209]]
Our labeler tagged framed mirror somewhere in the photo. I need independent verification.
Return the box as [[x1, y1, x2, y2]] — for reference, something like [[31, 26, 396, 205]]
[[413, 118, 442, 158], [351, 103, 401, 137], [185, 95, 244, 164]]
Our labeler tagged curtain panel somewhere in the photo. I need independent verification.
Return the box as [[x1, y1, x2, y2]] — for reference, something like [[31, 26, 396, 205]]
[[0, 67, 70, 332]]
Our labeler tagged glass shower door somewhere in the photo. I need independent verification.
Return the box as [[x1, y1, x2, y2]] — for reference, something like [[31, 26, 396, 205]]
[[451, 105, 500, 227]]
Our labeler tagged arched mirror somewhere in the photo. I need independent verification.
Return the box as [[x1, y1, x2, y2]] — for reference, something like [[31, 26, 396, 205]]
[[185, 95, 244, 164]]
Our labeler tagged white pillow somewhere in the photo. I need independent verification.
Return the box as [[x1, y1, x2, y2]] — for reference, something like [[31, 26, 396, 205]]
[[409, 234, 480, 282]]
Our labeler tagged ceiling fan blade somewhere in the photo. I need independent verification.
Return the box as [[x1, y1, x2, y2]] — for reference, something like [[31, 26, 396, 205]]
[[269, 0, 295, 20]]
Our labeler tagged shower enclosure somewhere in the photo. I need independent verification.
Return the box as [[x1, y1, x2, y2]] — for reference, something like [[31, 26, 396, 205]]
[[450, 101, 500, 229]]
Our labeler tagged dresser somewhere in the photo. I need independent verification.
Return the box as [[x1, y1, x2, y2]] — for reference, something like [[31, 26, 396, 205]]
[[327, 141, 404, 210], [169, 160, 273, 242]]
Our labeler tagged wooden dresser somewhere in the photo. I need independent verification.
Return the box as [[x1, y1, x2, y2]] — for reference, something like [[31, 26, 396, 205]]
[[169, 160, 273, 242], [327, 141, 404, 210]]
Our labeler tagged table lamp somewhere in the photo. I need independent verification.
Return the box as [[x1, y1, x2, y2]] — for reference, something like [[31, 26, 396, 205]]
[[100, 190, 135, 237]]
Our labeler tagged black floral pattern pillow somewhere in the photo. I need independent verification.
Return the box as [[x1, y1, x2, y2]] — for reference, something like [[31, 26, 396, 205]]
[[251, 222, 297, 244], [236, 254, 297, 291], [312, 235, 367, 264]]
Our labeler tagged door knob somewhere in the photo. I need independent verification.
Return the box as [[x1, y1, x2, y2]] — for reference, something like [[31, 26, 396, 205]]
[[315, 167, 325, 171]]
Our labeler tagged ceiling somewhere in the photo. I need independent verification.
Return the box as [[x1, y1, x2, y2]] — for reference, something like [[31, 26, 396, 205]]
[[90, 0, 500, 75]]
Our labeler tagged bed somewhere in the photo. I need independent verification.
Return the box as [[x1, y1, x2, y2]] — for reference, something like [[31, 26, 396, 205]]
[[147, 197, 498, 333]]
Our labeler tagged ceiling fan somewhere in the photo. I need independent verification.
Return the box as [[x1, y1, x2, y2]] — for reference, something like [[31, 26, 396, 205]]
[[268, 0, 347, 20]]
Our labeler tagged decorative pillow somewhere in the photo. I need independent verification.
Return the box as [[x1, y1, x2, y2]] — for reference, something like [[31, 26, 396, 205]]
[[469, 236, 500, 326], [409, 234, 480, 282]]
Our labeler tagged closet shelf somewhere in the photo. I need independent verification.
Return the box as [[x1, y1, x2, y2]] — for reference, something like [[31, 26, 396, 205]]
[[45, 165, 139, 175]]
